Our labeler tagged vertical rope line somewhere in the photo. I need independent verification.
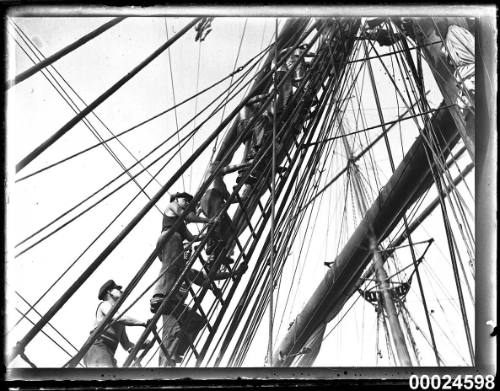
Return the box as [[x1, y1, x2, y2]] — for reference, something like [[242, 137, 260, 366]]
[[190, 40, 203, 191], [390, 28, 475, 364], [164, 19, 186, 190], [364, 27, 440, 365], [205, 18, 248, 179]]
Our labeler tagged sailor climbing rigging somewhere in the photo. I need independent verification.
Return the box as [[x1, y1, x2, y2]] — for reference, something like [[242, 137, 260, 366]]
[[150, 191, 246, 366], [6, 15, 480, 370], [200, 165, 236, 268], [83, 280, 149, 367], [235, 93, 272, 186], [150, 191, 212, 312]]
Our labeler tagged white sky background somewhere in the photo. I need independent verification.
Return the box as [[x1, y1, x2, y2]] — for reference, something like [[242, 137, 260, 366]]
[[5, 15, 475, 368]]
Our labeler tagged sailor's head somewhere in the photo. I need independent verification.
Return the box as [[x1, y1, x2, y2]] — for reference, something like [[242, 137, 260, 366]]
[[98, 279, 123, 301], [171, 191, 194, 207]]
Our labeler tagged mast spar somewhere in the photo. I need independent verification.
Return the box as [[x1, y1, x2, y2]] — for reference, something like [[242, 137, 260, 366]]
[[340, 121, 412, 366], [405, 17, 475, 161], [273, 104, 461, 366], [7, 15, 480, 369], [273, 17, 477, 367]]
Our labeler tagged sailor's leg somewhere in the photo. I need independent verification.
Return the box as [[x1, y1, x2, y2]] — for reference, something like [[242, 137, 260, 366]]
[[151, 233, 184, 312], [276, 72, 292, 112], [159, 314, 182, 367], [236, 140, 253, 184], [154, 233, 183, 294], [176, 306, 206, 357]]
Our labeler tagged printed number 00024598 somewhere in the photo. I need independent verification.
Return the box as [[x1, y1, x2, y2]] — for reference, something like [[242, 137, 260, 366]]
[[409, 374, 495, 390]]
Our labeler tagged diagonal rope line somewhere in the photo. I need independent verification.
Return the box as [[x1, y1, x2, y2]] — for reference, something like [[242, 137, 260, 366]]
[[132, 25, 331, 366], [15, 17, 201, 174], [13, 307, 84, 367], [205, 18, 249, 176], [8, 21, 163, 215], [14, 290, 80, 354], [10, 46, 268, 338], [217, 31, 359, 364], [7, 17, 126, 88], [231, 37, 358, 364], [217, 19, 248, 131], [10, 20, 164, 190], [14, 48, 267, 254], [14, 44, 269, 184]]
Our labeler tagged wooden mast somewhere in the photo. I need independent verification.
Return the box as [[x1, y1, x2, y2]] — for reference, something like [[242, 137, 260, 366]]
[[341, 122, 412, 365], [407, 18, 475, 161], [273, 104, 460, 366]]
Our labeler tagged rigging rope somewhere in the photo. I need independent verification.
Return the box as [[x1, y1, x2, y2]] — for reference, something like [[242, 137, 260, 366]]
[[203, 18, 250, 192], [15, 43, 270, 184], [393, 32, 475, 364], [399, 301, 422, 365], [14, 308, 80, 365], [223, 29, 365, 365], [60, 28, 321, 368], [214, 19, 248, 150], [9, 31, 292, 364], [8, 21, 163, 215], [15, 50, 264, 255], [190, 39, 203, 190], [15, 18, 202, 174], [195, 27, 339, 365], [164, 19, 186, 190], [10, 20, 165, 190], [11, 51, 270, 338], [7, 17, 126, 88], [302, 105, 454, 147], [14, 290, 79, 354], [363, 29, 440, 365]]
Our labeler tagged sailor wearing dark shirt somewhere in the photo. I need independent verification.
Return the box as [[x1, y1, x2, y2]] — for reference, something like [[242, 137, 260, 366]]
[[151, 192, 210, 308]]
